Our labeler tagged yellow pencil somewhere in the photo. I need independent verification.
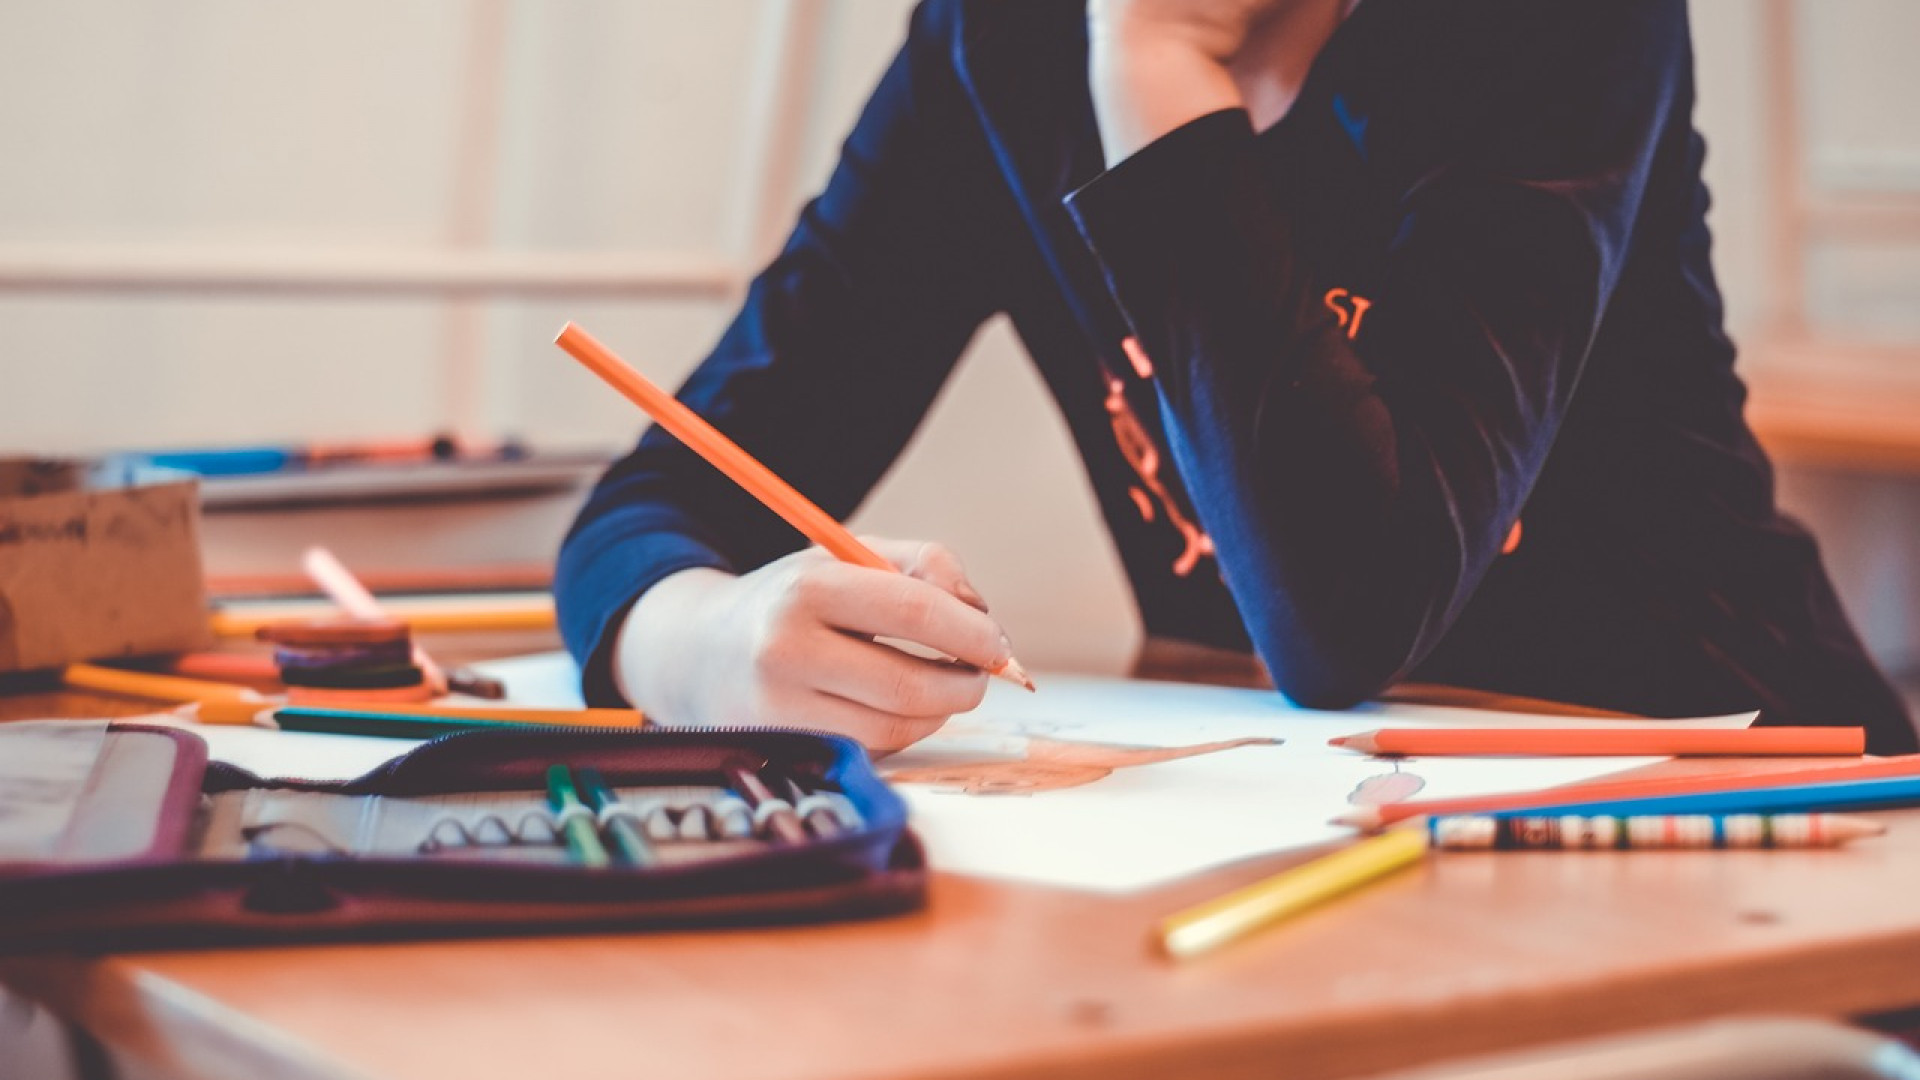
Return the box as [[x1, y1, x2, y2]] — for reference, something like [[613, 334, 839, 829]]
[[61, 663, 270, 724], [61, 663, 649, 730], [1155, 827, 1430, 960], [209, 597, 557, 639]]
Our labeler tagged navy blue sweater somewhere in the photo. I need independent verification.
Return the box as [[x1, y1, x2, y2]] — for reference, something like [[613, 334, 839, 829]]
[[557, 0, 1918, 753]]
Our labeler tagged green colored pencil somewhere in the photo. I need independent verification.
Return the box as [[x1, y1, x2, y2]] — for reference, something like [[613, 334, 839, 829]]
[[545, 765, 611, 868], [574, 766, 659, 868]]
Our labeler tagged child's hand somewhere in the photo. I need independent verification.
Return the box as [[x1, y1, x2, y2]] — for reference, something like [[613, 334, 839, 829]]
[[611, 539, 1013, 756]]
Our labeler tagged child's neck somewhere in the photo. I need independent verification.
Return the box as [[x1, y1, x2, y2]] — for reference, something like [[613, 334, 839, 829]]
[[1229, 0, 1355, 132]]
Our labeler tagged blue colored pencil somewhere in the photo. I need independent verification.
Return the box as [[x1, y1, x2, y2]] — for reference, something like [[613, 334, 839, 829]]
[[1484, 773, 1920, 820]]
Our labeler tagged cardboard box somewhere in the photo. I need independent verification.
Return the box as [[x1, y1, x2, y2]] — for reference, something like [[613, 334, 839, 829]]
[[0, 458, 210, 672]]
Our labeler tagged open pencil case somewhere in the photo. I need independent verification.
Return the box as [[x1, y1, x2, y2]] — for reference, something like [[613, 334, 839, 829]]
[[0, 720, 924, 952]]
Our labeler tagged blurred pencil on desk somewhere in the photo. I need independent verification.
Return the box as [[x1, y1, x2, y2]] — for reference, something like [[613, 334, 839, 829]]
[[1337, 753, 1920, 830], [1155, 827, 1429, 960], [302, 546, 450, 695], [209, 595, 556, 639], [546, 765, 611, 868], [1427, 811, 1885, 849], [61, 662, 271, 724], [59, 662, 644, 731], [1330, 726, 1865, 757], [553, 321, 1034, 692], [271, 703, 645, 738], [301, 546, 505, 698]]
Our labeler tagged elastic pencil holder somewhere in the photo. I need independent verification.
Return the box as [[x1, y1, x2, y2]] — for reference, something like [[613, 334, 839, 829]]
[[0, 722, 924, 952]]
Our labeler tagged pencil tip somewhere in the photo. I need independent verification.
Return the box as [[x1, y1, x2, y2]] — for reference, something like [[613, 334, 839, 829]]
[[997, 656, 1036, 692]]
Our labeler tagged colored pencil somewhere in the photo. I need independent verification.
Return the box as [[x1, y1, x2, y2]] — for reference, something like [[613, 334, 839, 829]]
[[159, 651, 282, 685], [61, 663, 269, 724], [785, 777, 846, 838], [554, 321, 1034, 692], [1471, 774, 1920, 821], [726, 766, 808, 845], [1156, 827, 1429, 960], [1330, 726, 1864, 758], [271, 704, 645, 739], [138, 435, 509, 477], [1335, 754, 1920, 830], [573, 767, 659, 868], [210, 597, 556, 639], [545, 765, 611, 868], [1427, 811, 1885, 850], [303, 546, 449, 696]]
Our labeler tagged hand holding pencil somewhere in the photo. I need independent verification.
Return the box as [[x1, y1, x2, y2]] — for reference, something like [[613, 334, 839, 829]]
[[556, 322, 1031, 756]]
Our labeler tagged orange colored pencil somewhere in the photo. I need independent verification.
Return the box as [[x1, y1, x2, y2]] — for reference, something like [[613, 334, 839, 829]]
[[159, 651, 282, 686], [1335, 752, 1920, 831], [1330, 726, 1865, 758], [554, 321, 1034, 691]]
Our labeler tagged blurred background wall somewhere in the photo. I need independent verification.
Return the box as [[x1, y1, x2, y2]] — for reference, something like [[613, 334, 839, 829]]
[[0, 0, 1916, 680]]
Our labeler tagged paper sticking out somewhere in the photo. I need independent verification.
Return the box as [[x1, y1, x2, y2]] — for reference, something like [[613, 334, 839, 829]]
[[136, 712, 424, 783], [159, 651, 1756, 894], [0, 721, 113, 860]]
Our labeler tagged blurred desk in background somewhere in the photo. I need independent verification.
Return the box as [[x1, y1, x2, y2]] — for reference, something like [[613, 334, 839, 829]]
[[189, 449, 609, 598]]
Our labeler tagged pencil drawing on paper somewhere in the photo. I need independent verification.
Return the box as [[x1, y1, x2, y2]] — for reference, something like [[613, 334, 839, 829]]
[[882, 733, 1283, 796], [1347, 759, 1427, 806]]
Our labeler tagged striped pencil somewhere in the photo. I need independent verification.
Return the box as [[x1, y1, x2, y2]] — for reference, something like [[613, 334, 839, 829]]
[[1427, 811, 1885, 850]]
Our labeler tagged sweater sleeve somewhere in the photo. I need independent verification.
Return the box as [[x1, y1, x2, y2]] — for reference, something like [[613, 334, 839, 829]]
[[555, 0, 1019, 705], [1063, 2, 1686, 708]]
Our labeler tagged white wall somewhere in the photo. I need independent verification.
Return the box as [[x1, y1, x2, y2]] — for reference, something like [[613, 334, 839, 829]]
[[0, 1, 1915, 677]]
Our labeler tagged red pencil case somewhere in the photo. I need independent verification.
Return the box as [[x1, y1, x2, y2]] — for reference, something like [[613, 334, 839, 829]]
[[0, 721, 924, 952]]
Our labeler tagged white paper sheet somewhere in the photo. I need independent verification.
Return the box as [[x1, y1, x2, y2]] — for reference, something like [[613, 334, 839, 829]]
[[455, 653, 1756, 893], [132, 713, 425, 782]]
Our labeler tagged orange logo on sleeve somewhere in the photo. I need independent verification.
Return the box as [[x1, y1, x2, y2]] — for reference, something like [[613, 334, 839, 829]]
[[1323, 288, 1373, 340], [1501, 518, 1523, 555]]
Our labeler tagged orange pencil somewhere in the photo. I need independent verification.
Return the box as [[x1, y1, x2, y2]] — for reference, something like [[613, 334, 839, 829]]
[[1335, 752, 1920, 831], [158, 651, 282, 686], [554, 321, 1034, 691], [60, 663, 274, 725], [1330, 726, 1865, 758]]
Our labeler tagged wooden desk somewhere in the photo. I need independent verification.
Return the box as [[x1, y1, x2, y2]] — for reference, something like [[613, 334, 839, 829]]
[[4, 643, 1919, 1080]]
